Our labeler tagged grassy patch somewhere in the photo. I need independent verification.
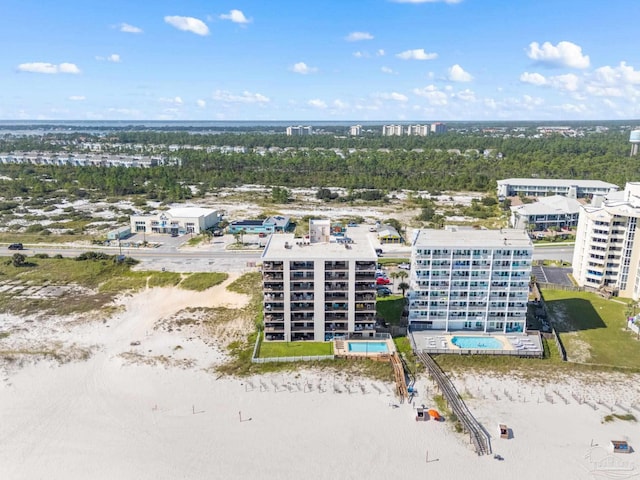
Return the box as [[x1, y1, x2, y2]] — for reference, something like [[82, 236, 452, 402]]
[[179, 272, 228, 291], [376, 295, 405, 326], [603, 413, 637, 423], [186, 236, 205, 246], [543, 289, 639, 368], [377, 258, 409, 266], [227, 272, 261, 295], [259, 341, 333, 358]]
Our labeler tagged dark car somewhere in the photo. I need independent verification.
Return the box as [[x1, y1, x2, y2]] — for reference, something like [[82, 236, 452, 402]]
[[8, 243, 23, 250], [376, 287, 392, 296]]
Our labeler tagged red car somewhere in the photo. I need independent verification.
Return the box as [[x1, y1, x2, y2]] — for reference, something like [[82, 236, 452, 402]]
[[376, 277, 391, 285]]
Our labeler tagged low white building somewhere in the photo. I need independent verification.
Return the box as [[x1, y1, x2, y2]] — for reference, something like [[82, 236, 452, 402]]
[[510, 195, 582, 231], [497, 178, 619, 200], [130, 207, 222, 235]]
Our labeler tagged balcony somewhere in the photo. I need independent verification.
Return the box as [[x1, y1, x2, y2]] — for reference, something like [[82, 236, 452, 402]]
[[291, 282, 314, 291], [290, 261, 315, 271], [325, 313, 347, 321], [264, 325, 285, 332], [325, 273, 349, 281], [263, 273, 284, 281], [326, 292, 348, 301], [291, 324, 315, 332], [325, 261, 348, 271], [263, 283, 284, 291], [355, 302, 375, 312], [355, 261, 376, 270], [264, 313, 284, 322], [263, 262, 284, 271], [291, 303, 314, 312], [355, 293, 375, 301], [326, 283, 348, 291], [326, 303, 348, 311], [291, 272, 315, 280], [264, 303, 284, 312], [291, 293, 313, 301]]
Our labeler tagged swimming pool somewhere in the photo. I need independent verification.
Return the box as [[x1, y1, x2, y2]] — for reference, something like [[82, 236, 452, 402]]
[[347, 341, 389, 353], [451, 336, 503, 349]]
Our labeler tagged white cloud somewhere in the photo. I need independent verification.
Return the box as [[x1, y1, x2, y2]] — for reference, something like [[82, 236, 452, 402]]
[[593, 62, 640, 86], [118, 23, 143, 34], [308, 99, 327, 109], [377, 49, 385, 57], [196, 99, 206, 108], [375, 92, 408, 102], [520, 72, 547, 86], [212, 90, 270, 104], [448, 64, 473, 82], [345, 31, 374, 42], [381, 66, 396, 74], [548, 73, 579, 92], [332, 99, 349, 109], [396, 49, 438, 60], [164, 16, 209, 36], [96, 54, 121, 63], [17, 62, 81, 74], [291, 62, 318, 74], [219, 9, 251, 24], [160, 96, 184, 105], [527, 41, 590, 69], [353, 51, 366, 58], [68, 95, 86, 101], [412, 85, 448, 105], [454, 89, 476, 102]]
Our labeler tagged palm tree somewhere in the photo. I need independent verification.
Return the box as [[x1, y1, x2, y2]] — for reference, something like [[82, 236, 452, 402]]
[[397, 270, 409, 283], [398, 281, 410, 297], [389, 271, 400, 285]]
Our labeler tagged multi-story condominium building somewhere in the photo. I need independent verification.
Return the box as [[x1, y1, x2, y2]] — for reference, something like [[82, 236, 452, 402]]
[[261, 220, 378, 342], [408, 228, 532, 333], [382, 125, 404, 136], [497, 178, 619, 200], [430, 122, 447, 134], [349, 125, 362, 136], [509, 195, 581, 231], [0, 151, 172, 168], [286, 126, 312, 136], [407, 125, 429, 136], [573, 183, 640, 298]]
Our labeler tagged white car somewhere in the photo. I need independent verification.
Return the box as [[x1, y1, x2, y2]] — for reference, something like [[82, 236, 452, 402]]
[[398, 263, 411, 270]]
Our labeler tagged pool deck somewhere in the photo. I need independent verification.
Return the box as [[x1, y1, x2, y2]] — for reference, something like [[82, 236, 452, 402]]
[[411, 332, 543, 357], [334, 338, 396, 359]]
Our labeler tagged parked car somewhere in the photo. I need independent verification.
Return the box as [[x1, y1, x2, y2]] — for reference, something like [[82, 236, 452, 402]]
[[258, 232, 267, 238], [375, 248, 383, 256], [8, 243, 23, 250], [398, 263, 411, 270], [376, 277, 391, 285], [377, 289, 390, 298], [376, 287, 392, 295]]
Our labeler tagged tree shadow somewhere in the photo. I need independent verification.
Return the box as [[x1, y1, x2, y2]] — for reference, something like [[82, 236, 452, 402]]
[[545, 298, 607, 332]]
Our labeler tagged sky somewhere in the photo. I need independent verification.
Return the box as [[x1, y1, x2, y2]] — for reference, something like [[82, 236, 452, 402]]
[[2, 0, 640, 122]]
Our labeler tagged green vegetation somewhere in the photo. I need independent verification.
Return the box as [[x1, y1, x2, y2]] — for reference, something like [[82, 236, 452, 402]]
[[377, 258, 410, 266], [543, 289, 637, 368], [179, 272, 228, 291], [603, 413, 637, 423], [376, 295, 405, 326], [258, 341, 333, 358]]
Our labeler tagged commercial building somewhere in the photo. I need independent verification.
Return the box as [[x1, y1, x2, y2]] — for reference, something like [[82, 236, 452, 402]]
[[261, 219, 378, 342], [509, 195, 582, 231], [497, 178, 619, 200], [227, 216, 291, 234], [349, 125, 362, 136], [572, 183, 640, 298], [130, 207, 222, 235], [286, 126, 312, 136], [430, 122, 447, 134], [408, 228, 532, 333]]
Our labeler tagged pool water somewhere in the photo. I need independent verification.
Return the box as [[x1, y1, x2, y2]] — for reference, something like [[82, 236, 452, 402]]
[[347, 341, 389, 353], [451, 336, 503, 349]]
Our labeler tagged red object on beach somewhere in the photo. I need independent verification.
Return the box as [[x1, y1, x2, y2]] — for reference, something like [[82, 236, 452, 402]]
[[427, 409, 441, 421]]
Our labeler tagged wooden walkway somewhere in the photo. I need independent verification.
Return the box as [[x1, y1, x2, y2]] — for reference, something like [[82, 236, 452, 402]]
[[417, 351, 491, 456], [390, 352, 408, 402]]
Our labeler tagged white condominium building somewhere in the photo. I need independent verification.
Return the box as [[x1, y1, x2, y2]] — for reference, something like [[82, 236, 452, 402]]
[[349, 125, 362, 136], [382, 125, 404, 136], [407, 125, 430, 136], [286, 125, 312, 136], [572, 182, 640, 298], [409, 228, 532, 333], [261, 220, 378, 342]]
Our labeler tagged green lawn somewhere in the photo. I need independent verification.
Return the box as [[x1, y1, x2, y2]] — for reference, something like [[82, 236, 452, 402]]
[[543, 289, 638, 368], [376, 295, 405, 326], [258, 341, 333, 358], [377, 258, 409, 266]]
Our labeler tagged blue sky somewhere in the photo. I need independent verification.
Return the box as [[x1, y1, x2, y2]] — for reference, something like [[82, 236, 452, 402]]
[[2, 0, 640, 121]]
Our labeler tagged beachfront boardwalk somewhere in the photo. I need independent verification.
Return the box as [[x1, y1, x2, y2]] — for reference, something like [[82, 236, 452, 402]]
[[417, 351, 492, 456], [390, 352, 408, 401]]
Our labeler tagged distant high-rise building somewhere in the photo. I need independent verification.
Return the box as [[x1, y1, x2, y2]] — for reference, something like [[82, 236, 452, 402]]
[[286, 126, 312, 136], [430, 122, 447, 134], [349, 125, 362, 136], [407, 125, 429, 136], [382, 125, 404, 136]]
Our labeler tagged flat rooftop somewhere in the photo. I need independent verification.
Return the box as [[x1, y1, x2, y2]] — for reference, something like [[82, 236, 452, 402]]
[[412, 228, 532, 249], [262, 226, 377, 260], [498, 178, 619, 189]]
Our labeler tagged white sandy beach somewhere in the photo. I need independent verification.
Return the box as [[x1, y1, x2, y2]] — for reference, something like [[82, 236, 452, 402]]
[[2, 279, 640, 480]]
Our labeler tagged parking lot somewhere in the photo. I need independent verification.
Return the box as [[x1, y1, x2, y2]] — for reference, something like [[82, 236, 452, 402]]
[[531, 265, 573, 286]]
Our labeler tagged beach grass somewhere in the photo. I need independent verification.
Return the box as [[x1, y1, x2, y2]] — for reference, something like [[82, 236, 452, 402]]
[[179, 272, 228, 291]]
